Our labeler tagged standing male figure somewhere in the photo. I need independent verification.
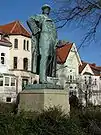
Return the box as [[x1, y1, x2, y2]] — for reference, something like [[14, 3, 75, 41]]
[[27, 4, 57, 83]]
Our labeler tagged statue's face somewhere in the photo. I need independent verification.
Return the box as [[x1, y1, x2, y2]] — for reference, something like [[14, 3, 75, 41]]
[[43, 7, 50, 15]]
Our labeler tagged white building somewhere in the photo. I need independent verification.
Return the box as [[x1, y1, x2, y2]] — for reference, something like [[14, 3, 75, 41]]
[[0, 32, 17, 103], [0, 32, 11, 73], [56, 41, 101, 106], [0, 21, 37, 93], [56, 41, 81, 95], [79, 61, 101, 105]]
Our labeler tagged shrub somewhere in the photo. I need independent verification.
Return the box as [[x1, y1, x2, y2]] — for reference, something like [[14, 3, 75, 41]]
[[0, 102, 17, 114], [0, 106, 86, 135], [29, 107, 86, 135]]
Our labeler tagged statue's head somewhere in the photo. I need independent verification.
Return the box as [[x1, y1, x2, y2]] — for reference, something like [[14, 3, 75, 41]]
[[41, 4, 51, 15]]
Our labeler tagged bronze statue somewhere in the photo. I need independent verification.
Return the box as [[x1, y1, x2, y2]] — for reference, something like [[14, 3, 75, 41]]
[[27, 4, 57, 83]]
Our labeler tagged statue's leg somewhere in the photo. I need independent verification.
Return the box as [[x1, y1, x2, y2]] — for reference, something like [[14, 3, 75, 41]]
[[39, 53, 48, 83]]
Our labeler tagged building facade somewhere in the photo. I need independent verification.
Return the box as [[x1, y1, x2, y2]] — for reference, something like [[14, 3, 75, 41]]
[[0, 21, 37, 94], [56, 41, 101, 106], [79, 61, 101, 105], [0, 32, 17, 103], [56, 41, 81, 96]]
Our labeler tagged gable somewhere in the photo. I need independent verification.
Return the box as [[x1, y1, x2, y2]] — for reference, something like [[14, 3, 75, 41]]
[[80, 61, 101, 76], [56, 42, 81, 67], [66, 43, 81, 66], [80, 64, 94, 75]]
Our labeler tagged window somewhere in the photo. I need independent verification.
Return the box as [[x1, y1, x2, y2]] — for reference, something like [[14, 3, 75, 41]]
[[22, 79, 28, 89], [89, 76, 92, 84], [74, 91, 77, 95], [1, 53, 5, 56], [6, 97, 11, 102], [23, 40, 26, 50], [23, 58, 28, 70], [85, 79, 87, 84], [1, 53, 5, 64], [13, 57, 17, 69], [27, 40, 29, 50], [5, 77, 9, 86], [70, 75, 72, 82], [84, 76, 87, 84], [33, 80, 37, 84], [14, 39, 18, 49], [94, 79, 97, 85], [0, 76, 3, 86], [11, 78, 15, 86]]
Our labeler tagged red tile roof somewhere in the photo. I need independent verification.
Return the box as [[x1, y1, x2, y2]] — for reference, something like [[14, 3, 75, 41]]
[[97, 66, 101, 70], [79, 62, 87, 73], [56, 43, 73, 64], [0, 21, 31, 37]]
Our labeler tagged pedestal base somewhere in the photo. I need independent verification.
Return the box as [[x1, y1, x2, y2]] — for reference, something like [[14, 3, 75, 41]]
[[18, 89, 70, 114]]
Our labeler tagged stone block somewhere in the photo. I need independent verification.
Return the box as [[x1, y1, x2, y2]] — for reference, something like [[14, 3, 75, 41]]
[[18, 89, 70, 113]]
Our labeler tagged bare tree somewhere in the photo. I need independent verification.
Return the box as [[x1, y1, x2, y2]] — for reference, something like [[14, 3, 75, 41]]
[[53, 0, 101, 45]]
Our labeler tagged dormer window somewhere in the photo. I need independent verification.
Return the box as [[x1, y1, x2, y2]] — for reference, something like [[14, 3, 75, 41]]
[[14, 39, 18, 49]]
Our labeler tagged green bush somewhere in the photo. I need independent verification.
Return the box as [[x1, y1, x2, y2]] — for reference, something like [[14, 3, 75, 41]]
[[0, 106, 86, 135], [0, 102, 17, 114], [31, 107, 86, 135], [73, 107, 101, 134], [2, 104, 101, 135]]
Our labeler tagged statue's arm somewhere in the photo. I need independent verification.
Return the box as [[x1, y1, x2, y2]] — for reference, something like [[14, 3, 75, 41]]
[[30, 15, 41, 22], [27, 15, 41, 35]]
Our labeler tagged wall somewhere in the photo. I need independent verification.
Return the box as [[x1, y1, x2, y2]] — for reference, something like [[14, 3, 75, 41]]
[[0, 45, 10, 73], [9, 35, 32, 71], [0, 74, 17, 103], [57, 44, 80, 87], [80, 74, 101, 105], [8, 35, 37, 92]]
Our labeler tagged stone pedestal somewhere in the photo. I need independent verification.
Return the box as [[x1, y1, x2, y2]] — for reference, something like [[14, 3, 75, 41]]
[[18, 88, 70, 113]]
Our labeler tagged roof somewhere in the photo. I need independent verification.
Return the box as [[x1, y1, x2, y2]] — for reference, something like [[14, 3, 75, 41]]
[[0, 37, 12, 47], [79, 61, 101, 76], [56, 42, 73, 64], [90, 64, 101, 76], [0, 31, 12, 47], [79, 61, 87, 73], [0, 21, 31, 37]]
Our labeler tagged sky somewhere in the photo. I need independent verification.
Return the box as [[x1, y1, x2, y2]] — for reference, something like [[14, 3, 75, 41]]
[[0, 0, 101, 65]]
